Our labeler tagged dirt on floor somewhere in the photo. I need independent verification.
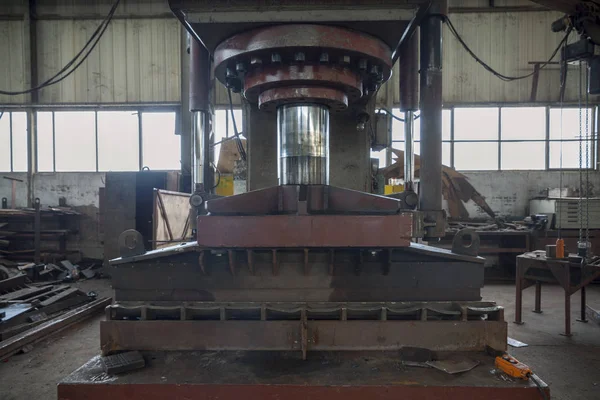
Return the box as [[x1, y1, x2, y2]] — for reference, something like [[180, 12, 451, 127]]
[[0, 280, 599, 400]]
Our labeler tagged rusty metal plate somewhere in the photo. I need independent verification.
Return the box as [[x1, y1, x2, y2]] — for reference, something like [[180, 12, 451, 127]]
[[59, 350, 549, 400], [197, 214, 413, 248], [100, 320, 507, 355]]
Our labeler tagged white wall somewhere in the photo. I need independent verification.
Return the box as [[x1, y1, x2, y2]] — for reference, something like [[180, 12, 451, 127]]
[[460, 170, 600, 219]]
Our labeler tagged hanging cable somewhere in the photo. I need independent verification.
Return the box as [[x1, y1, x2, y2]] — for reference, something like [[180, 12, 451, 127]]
[[578, 62, 584, 246], [227, 88, 247, 162], [0, 0, 120, 96], [585, 65, 590, 248], [442, 15, 572, 82]]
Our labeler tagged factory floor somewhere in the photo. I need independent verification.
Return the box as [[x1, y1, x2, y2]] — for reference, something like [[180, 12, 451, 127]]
[[0, 280, 598, 400]]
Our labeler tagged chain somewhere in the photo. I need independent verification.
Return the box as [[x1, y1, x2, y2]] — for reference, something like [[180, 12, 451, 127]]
[[585, 65, 590, 245], [578, 62, 583, 244]]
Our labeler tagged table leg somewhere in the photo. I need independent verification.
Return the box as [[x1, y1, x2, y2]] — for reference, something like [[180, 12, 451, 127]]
[[560, 265, 572, 337], [515, 260, 524, 325], [577, 286, 588, 323], [533, 281, 542, 313]]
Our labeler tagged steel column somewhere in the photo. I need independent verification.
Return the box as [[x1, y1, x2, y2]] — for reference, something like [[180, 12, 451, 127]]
[[404, 111, 415, 191], [418, 2, 445, 214], [189, 37, 212, 191]]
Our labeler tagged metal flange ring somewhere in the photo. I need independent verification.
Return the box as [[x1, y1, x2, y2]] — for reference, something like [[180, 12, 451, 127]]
[[244, 64, 362, 103], [259, 87, 348, 112]]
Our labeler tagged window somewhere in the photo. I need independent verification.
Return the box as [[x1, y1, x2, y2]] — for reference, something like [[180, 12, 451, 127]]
[[500, 107, 546, 170], [54, 111, 96, 172], [390, 109, 452, 168], [97, 111, 139, 171], [214, 108, 242, 164], [386, 106, 596, 172], [549, 108, 594, 169], [141, 112, 180, 170], [37, 112, 54, 172], [0, 111, 28, 172]]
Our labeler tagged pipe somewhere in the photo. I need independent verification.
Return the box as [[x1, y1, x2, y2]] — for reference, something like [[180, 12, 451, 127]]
[[277, 104, 329, 185], [404, 111, 415, 191], [419, 3, 445, 212], [399, 31, 419, 112], [189, 38, 212, 191]]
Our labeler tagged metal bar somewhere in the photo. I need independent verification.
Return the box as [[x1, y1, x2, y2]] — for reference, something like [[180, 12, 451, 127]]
[[9, 112, 13, 172], [100, 320, 507, 355], [562, 264, 571, 336], [94, 111, 99, 172], [514, 258, 524, 324], [577, 286, 588, 323], [533, 281, 542, 314], [138, 111, 143, 170], [497, 107, 501, 170], [529, 64, 540, 102], [391, 1, 431, 63], [51, 111, 56, 172], [450, 107, 454, 168], [545, 106, 550, 170], [404, 111, 414, 190], [0, 297, 111, 361], [34, 198, 41, 264], [418, 3, 445, 214]]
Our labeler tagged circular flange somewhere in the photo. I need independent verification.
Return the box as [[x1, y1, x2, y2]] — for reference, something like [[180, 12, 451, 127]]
[[244, 64, 362, 103], [259, 87, 348, 112], [213, 24, 392, 107]]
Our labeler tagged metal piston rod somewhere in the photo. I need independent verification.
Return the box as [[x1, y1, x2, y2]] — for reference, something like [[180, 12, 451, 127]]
[[278, 104, 330, 185]]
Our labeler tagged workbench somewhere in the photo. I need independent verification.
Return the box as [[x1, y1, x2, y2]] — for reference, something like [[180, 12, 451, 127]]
[[515, 251, 600, 336], [58, 351, 549, 400]]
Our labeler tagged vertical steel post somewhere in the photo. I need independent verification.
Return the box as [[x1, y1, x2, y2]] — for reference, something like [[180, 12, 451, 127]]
[[189, 38, 212, 192], [399, 32, 419, 192], [404, 112, 415, 191], [419, 2, 445, 212]]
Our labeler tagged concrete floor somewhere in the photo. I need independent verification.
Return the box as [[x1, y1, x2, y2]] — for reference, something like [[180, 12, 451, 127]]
[[0, 281, 598, 400]]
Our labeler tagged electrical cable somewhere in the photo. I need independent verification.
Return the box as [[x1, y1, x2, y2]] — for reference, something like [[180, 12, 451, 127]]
[[210, 161, 221, 190], [0, 0, 120, 96], [441, 14, 572, 82], [227, 88, 247, 162]]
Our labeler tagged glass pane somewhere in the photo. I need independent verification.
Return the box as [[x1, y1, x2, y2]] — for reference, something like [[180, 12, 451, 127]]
[[227, 109, 242, 137], [55, 111, 96, 172], [97, 111, 139, 171], [442, 142, 451, 167], [370, 149, 387, 169], [454, 142, 498, 170], [11, 112, 28, 172], [391, 108, 405, 141], [501, 142, 545, 170], [454, 107, 499, 140], [549, 140, 593, 169], [142, 112, 180, 170], [442, 109, 451, 140], [413, 142, 451, 167], [549, 107, 593, 140], [0, 112, 11, 171], [501, 107, 546, 140], [37, 112, 54, 172]]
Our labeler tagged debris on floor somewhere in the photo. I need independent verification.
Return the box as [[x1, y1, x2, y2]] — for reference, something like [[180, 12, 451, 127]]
[[586, 305, 600, 325], [0, 269, 111, 360], [427, 358, 480, 374], [101, 351, 146, 375], [507, 337, 529, 348]]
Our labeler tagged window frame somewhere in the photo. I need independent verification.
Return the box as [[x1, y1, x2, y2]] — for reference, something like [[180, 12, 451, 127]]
[[30, 105, 180, 173]]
